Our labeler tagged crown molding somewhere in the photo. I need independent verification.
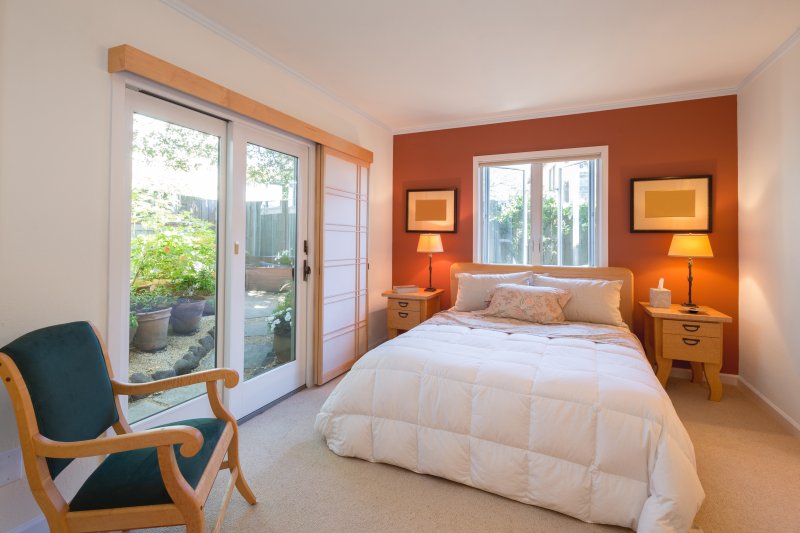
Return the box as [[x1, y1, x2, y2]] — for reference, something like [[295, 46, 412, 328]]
[[737, 28, 800, 92], [160, 0, 393, 132], [393, 87, 737, 135]]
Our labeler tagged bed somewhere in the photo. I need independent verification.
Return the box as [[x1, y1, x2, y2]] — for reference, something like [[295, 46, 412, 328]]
[[315, 263, 704, 532]]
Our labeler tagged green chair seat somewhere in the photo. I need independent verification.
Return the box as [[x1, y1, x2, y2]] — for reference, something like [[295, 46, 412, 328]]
[[69, 418, 226, 511]]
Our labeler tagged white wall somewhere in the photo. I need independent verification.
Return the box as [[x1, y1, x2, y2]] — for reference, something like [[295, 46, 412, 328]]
[[0, 1, 392, 530], [738, 34, 800, 429]]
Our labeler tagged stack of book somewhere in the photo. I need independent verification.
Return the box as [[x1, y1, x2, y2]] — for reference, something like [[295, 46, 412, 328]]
[[392, 284, 418, 294]]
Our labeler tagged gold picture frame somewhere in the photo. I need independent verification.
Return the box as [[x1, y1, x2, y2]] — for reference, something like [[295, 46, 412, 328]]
[[406, 189, 458, 233], [631, 176, 711, 233]]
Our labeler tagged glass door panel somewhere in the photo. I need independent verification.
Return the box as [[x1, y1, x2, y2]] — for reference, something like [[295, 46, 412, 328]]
[[128, 111, 222, 423], [227, 123, 309, 419], [481, 164, 531, 265], [244, 143, 298, 380]]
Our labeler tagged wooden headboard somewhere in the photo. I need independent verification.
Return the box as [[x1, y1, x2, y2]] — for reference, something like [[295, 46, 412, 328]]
[[449, 263, 635, 329]]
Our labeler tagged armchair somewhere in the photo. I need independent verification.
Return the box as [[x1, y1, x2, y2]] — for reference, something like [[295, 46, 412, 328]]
[[0, 321, 256, 533]]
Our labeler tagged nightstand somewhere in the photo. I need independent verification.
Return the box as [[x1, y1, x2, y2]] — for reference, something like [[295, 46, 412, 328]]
[[641, 302, 732, 401], [382, 289, 443, 339]]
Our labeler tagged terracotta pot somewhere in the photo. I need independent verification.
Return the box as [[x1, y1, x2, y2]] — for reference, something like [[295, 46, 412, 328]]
[[129, 325, 138, 345], [273, 331, 293, 363], [134, 307, 172, 352], [170, 298, 206, 334]]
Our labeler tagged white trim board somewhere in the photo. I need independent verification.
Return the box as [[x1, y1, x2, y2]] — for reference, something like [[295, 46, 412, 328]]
[[737, 29, 800, 92], [668, 368, 800, 435], [395, 88, 737, 135], [738, 375, 800, 435]]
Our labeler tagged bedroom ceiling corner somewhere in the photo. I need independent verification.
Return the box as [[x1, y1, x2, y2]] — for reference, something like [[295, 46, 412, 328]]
[[167, 0, 800, 132]]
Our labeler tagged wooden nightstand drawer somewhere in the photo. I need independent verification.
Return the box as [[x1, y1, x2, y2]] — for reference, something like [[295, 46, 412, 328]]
[[388, 298, 422, 312], [662, 333, 722, 363], [388, 309, 421, 330], [663, 320, 722, 338]]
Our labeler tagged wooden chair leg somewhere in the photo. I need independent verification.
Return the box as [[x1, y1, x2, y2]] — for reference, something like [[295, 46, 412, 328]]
[[228, 435, 257, 505]]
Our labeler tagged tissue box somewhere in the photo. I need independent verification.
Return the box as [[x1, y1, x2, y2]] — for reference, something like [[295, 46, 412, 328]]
[[649, 288, 671, 308]]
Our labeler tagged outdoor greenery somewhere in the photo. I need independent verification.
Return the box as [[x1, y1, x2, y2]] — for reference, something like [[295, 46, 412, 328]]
[[130, 189, 217, 297], [246, 144, 297, 200], [129, 285, 173, 313], [489, 195, 589, 265]]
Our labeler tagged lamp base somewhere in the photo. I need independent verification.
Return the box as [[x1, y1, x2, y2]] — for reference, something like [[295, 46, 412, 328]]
[[681, 302, 698, 308], [424, 287, 436, 292]]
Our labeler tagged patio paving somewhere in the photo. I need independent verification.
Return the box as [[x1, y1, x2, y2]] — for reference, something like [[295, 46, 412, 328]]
[[128, 290, 284, 422]]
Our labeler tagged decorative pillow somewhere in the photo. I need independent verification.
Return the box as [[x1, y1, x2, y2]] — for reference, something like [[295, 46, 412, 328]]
[[482, 284, 571, 324], [453, 271, 533, 311], [531, 275, 625, 326]]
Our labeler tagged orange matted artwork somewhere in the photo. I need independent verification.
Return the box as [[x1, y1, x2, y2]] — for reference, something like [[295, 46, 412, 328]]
[[406, 189, 458, 233], [631, 176, 711, 233]]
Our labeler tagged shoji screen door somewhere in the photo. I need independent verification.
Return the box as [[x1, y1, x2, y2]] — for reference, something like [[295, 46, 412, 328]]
[[315, 147, 369, 385]]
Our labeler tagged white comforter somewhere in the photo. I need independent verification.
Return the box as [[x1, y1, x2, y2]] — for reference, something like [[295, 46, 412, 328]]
[[315, 316, 704, 532]]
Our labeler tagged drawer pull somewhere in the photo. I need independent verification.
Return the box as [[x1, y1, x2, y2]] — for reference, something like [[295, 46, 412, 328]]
[[682, 337, 700, 346], [682, 324, 700, 332], [398, 301, 408, 308], [398, 312, 408, 318]]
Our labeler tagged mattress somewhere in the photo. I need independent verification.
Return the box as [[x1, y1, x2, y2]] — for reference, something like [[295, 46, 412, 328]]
[[315, 312, 704, 532]]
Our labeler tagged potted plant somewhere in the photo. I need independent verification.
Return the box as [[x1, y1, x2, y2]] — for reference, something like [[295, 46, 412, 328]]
[[129, 312, 138, 345], [130, 287, 173, 352], [131, 207, 217, 334], [169, 267, 216, 334], [265, 285, 294, 363]]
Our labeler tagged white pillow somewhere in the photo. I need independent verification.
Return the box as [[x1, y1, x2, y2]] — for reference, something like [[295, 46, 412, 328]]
[[531, 275, 625, 326], [453, 271, 533, 312]]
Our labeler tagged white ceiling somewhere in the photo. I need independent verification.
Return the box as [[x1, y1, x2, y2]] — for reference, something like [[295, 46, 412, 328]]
[[169, 0, 800, 133]]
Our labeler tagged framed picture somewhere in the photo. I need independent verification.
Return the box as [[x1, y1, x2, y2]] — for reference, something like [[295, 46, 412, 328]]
[[406, 188, 458, 233], [630, 176, 712, 233]]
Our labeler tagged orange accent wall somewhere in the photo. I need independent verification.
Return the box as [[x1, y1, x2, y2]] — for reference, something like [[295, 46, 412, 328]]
[[393, 96, 739, 373]]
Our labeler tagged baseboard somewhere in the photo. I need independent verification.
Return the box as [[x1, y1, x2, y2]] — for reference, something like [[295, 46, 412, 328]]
[[8, 515, 47, 533], [737, 375, 800, 435], [669, 368, 800, 435], [668, 367, 739, 385]]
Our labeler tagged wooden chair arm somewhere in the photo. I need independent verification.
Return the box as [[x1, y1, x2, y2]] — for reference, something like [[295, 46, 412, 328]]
[[111, 368, 239, 396], [32, 425, 204, 459]]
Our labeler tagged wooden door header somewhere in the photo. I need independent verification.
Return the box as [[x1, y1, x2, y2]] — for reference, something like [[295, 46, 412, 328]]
[[108, 44, 373, 164]]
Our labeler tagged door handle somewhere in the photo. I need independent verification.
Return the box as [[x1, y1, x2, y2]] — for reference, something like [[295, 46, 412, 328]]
[[398, 312, 408, 318], [398, 301, 408, 308], [682, 338, 700, 346], [303, 260, 311, 281], [682, 324, 700, 332]]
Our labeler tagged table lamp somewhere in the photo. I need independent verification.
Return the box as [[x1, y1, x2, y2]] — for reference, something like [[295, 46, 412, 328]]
[[417, 234, 443, 292], [668, 234, 713, 308]]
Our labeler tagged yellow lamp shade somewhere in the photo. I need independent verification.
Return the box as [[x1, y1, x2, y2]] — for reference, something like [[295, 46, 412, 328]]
[[417, 233, 444, 253], [668, 234, 713, 258]]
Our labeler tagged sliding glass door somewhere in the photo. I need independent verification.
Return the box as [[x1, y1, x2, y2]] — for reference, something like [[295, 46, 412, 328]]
[[115, 88, 311, 426], [227, 124, 310, 419]]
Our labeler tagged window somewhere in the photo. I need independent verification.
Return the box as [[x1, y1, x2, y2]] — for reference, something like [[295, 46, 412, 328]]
[[474, 147, 608, 266]]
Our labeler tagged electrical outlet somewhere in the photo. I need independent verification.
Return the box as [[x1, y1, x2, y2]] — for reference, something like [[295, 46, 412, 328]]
[[0, 447, 22, 486]]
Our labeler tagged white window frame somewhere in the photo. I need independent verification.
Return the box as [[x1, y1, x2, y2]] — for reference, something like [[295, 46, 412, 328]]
[[472, 146, 609, 267]]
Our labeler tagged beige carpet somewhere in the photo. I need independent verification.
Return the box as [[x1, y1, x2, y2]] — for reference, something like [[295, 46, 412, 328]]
[[143, 377, 800, 533]]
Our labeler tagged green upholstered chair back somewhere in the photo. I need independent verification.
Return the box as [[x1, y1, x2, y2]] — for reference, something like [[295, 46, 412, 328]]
[[1, 321, 119, 478]]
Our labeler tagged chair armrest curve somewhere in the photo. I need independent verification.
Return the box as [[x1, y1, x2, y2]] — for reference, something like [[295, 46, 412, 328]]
[[112, 368, 239, 396], [32, 425, 204, 459]]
